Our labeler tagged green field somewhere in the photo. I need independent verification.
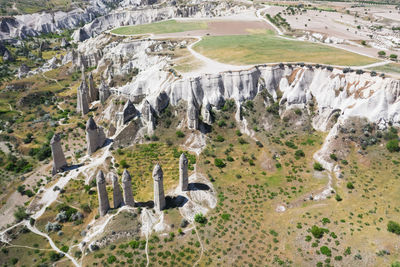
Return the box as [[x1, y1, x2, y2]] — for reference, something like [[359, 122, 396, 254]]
[[368, 63, 400, 75], [111, 20, 208, 35], [194, 31, 379, 66]]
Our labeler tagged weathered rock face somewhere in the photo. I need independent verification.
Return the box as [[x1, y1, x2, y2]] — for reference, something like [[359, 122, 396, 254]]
[[99, 80, 111, 104], [18, 64, 31, 79], [141, 100, 155, 135], [122, 169, 135, 207], [77, 74, 90, 115], [0, 0, 117, 40], [109, 172, 123, 209], [86, 117, 106, 155], [179, 153, 189, 191], [50, 133, 67, 175], [187, 101, 199, 130], [60, 38, 70, 48], [88, 72, 98, 102], [153, 164, 165, 211], [3, 49, 14, 62], [117, 99, 137, 126], [96, 170, 110, 217], [72, 1, 246, 42]]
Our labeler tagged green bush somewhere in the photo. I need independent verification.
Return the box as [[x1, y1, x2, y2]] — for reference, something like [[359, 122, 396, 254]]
[[215, 135, 225, 142], [176, 131, 185, 138], [387, 221, 400, 235], [313, 162, 324, 171], [194, 213, 207, 224], [294, 150, 305, 159], [214, 158, 226, 168], [386, 139, 400, 152], [107, 255, 117, 264], [310, 225, 327, 239], [14, 206, 29, 222], [320, 246, 331, 256], [329, 153, 337, 161], [335, 194, 342, 202], [60, 245, 69, 253], [346, 182, 354, 189]]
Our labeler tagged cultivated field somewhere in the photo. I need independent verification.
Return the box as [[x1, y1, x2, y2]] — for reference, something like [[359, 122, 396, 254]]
[[193, 31, 379, 66], [110, 20, 208, 36]]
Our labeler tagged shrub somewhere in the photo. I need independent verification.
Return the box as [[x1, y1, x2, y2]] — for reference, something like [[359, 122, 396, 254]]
[[335, 194, 342, 201], [320, 246, 332, 256], [194, 213, 207, 224], [256, 141, 263, 148], [378, 50, 386, 57], [60, 245, 69, 253], [346, 182, 354, 189], [387, 221, 400, 235], [313, 162, 324, 171], [221, 213, 231, 221], [107, 255, 117, 264], [120, 160, 129, 168], [386, 139, 400, 152], [176, 131, 185, 138], [392, 261, 400, 267], [334, 256, 343, 261], [215, 135, 225, 142], [329, 153, 337, 161], [295, 150, 305, 159], [235, 130, 242, 136], [217, 120, 226, 127], [14, 206, 29, 222], [238, 138, 248, 145], [214, 158, 226, 168], [310, 225, 326, 238]]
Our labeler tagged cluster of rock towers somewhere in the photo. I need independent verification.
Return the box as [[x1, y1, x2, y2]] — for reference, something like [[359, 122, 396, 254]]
[[96, 153, 189, 216], [50, 117, 106, 175]]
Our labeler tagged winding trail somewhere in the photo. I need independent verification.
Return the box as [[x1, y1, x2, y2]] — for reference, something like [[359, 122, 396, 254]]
[[192, 223, 204, 267]]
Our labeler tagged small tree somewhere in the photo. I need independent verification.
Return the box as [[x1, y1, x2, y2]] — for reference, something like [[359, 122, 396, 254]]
[[214, 158, 226, 168], [387, 139, 400, 152], [388, 220, 400, 235], [390, 54, 398, 60], [313, 162, 324, 171], [378, 51, 386, 57], [194, 213, 207, 224]]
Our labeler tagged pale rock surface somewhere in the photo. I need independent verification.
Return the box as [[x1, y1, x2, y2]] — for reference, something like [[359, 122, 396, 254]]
[[50, 133, 67, 175], [153, 164, 165, 211], [96, 170, 110, 216], [109, 172, 123, 209], [179, 153, 189, 191], [86, 117, 106, 155], [122, 169, 135, 206]]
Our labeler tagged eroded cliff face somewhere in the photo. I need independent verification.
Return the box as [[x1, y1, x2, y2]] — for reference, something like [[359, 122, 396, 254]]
[[116, 63, 400, 132], [71, 1, 249, 42], [0, 0, 118, 40]]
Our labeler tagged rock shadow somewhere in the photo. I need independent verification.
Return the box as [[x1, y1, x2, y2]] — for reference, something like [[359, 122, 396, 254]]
[[103, 138, 113, 147], [63, 163, 83, 172], [135, 201, 154, 209], [165, 195, 188, 209], [188, 183, 210, 191]]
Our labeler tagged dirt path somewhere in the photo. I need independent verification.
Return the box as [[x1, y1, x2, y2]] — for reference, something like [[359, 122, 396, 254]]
[[192, 223, 204, 267], [26, 221, 80, 267]]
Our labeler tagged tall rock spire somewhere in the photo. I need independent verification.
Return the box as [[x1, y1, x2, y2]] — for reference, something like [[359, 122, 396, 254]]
[[99, 79, 111, 104], [122, 169, 135, 207], [117, 99, 137, 126], [77, 69, 89, 115], [88, 72, 98, 102], [153, 164, 166, 211], [179, 153, 189, 191], [109, 173, 123, 209], [86, 117, 106, 155], [96, 170, 110, 216], [50, 133, 67, 175]]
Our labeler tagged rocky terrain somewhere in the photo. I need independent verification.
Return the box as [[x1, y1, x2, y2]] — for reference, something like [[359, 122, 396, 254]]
[[0, 0, 400, 267]]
